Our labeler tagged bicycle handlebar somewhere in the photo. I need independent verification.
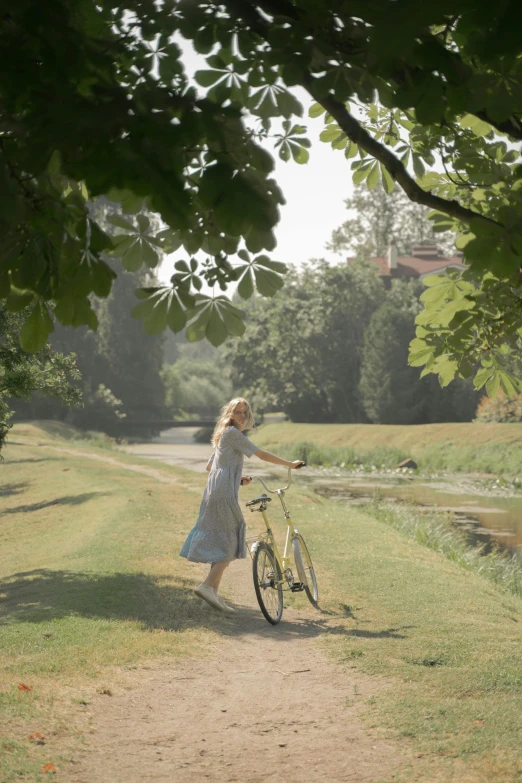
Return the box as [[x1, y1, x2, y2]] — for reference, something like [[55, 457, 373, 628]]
[[256, 463, 305, 494]]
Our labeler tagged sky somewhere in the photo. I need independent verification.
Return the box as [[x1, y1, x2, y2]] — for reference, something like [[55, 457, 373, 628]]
[[157, 47, 354, 284]]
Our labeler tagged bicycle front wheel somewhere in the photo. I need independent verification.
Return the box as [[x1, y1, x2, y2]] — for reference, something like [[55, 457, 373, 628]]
[[252, 542, 283, 625], [293, 533, 319, 606]]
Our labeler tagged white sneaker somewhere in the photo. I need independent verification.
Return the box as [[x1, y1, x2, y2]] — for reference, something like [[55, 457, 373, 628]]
[[194, 584, 223, 611], [217, 595, 236, 614]]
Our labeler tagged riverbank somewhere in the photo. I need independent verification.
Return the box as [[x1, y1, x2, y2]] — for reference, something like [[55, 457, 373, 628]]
[[254, 421, 522, 475], [2, 423, 522, 781]]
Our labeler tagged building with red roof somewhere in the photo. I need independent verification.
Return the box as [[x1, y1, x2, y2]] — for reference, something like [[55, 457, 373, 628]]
[[349, 241, 466, 287]]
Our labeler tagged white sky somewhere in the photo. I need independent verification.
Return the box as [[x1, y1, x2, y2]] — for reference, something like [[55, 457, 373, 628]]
[[157, 46, 353, 284]]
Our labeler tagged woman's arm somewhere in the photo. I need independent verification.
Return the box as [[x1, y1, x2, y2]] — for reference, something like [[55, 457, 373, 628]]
[[254, 449, 304, 469], [205, 456, 214, 472]]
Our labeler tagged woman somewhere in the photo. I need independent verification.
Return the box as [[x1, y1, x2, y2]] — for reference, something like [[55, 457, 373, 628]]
[[180, 397, 304, 614]]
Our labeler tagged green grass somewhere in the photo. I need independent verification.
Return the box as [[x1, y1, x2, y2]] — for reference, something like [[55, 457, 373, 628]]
[[292, 495, 522, 782], [255, 421, 522, 475], [3, 422, 522, 782], [366, 501, 522, 599]]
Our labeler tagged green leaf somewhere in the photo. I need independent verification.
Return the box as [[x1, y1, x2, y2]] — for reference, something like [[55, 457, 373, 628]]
[[345, 141, 359, 159], [380, 164, 395, 193], [412, 155, 425, 179], [436, 357, 459, 387], [366, 162, 380, 190], [19, 302, 54, 352], [353, 167, 370, 185], [237, 269, 254, 299], [486, 373, 501, 398], [142, 293, 169, 335], [186, 304, 212, 343], [474, 366, 494, 389], [459, 113, 493, 137], [289, 142, 309, 164], [309, 103, 326, 118], [141, 240, 159, 268], [219, 302, 246, 337], [166, 295, 187, 333], [206, 307, 228, 347], [120, 241, 144, 271], [136, 214, 150, 233], [107, 214, 134, 231], [253, 266, 284, 296], [195, 69, 225, 87], [5, 291, 35, 312]]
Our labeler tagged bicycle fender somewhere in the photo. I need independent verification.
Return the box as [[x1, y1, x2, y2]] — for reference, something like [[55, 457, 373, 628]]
[[250, 540, 262, 555]]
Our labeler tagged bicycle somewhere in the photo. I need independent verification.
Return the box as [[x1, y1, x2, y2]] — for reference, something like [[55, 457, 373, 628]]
[[245, 466, 319, 625]]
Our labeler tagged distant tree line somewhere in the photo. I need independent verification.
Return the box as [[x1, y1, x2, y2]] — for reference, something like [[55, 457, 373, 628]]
[[222, 260, 480, 424]]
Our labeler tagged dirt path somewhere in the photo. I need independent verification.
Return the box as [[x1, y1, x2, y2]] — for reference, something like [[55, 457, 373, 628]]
[[46, 446, 181, 485], [69, 562, 407, 783], [24, 436, 408, 780]]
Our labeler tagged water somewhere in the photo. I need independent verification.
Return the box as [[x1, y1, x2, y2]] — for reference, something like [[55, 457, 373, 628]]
[[308, 475, 522, 554], [123, 427, 522, 555]]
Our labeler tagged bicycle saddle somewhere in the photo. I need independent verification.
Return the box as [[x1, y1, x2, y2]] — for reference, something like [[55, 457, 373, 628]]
[[246, 494, 271, 507]]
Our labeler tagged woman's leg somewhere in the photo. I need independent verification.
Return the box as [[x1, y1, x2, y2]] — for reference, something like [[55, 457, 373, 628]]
[[204, 561, 230, 591]]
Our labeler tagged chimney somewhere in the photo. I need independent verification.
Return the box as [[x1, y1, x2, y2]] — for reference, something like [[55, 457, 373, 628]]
[[387, 239, 398, 270]]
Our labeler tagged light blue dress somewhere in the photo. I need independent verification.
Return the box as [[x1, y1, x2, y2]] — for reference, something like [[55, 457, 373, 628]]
[[179, 426, 258, 563]]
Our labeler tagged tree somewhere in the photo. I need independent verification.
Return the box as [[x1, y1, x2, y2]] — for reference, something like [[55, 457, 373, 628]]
[[360, 303, 425, 424], [328, 184, 456, 259], [227, 261, 385, 421], [3, 1, 522, 395], [0, 306, 82, 450], [96, 267, 166, 421], [360, 285, 480, 424], [162, 357, 232, 418]]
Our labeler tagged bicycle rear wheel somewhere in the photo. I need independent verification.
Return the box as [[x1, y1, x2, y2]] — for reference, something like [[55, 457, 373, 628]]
[[252, 542, 283, 625], [292, 533, 319, 606]]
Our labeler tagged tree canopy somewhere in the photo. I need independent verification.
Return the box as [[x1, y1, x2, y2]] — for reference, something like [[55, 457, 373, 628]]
[[3, 1, 522, 393]]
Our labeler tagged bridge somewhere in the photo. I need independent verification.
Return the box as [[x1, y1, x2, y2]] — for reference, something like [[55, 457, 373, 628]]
[[116, 419, 215, 429]]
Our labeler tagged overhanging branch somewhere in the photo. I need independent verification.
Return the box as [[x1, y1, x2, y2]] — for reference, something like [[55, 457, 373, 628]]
[[304, 77, 501, 230], [223, 1, 503, 229]]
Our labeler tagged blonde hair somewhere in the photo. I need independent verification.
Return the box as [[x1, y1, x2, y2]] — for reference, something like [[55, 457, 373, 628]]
[[211, 397, 255, 448]]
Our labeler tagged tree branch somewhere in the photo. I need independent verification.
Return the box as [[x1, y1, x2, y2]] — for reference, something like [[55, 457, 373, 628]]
[[303, 77, 501, 229], [222, 1, 503, 229]]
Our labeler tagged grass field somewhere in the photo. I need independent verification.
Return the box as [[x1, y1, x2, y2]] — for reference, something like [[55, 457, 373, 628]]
[[255, 421, 522, 474], [2, 422, 522, 781]]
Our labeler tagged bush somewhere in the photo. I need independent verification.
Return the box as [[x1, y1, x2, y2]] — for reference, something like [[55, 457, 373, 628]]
[[475, 391, 522, 423], [193, 426, 214, 444]]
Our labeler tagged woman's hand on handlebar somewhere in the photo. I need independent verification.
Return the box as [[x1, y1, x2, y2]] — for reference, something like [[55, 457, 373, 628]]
[[291, 460, 306, 469]]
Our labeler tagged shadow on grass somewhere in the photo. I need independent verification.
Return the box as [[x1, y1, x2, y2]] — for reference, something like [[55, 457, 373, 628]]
[[3, 492, 110, 514], [4, 457, 58, 464], [0, 569, 414, 644], [0, 482, 30, 498]]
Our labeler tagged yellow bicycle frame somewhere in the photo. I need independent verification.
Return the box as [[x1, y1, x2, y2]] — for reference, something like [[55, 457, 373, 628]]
[[249, 469, 302, 584]]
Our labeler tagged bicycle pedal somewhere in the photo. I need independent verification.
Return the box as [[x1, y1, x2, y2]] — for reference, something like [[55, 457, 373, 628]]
[[290, 582, 305, 592]]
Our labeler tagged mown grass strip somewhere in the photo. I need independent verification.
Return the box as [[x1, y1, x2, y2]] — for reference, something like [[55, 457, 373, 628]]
[[255, 422, 522, 475]]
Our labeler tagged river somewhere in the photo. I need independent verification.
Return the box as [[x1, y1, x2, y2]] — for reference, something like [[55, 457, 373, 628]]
[[123, 428, 522, 555]]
